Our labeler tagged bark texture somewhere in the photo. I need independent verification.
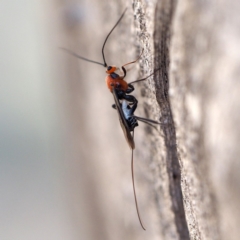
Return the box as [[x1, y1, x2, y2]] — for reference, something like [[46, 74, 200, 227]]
[[60, 0, 240, 239]]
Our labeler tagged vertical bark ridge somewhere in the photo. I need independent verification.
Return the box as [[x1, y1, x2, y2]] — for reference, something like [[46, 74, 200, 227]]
[[154, 1, 190, 239]]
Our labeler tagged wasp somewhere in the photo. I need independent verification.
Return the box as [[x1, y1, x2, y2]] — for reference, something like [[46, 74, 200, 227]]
[[62, 8, 160, 230]]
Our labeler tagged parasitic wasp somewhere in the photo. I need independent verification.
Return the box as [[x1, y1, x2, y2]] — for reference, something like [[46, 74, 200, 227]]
[[62, 8, 160, 230]]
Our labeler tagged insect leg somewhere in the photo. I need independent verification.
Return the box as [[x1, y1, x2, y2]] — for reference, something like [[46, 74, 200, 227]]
[[115, 88, 137, 106], [124, 94, 138, 105], [125, 84, 135, 94], [121, 49, 144, 78]]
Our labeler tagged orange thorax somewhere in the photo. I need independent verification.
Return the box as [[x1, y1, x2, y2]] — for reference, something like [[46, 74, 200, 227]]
[[105, 74, 128, 92]]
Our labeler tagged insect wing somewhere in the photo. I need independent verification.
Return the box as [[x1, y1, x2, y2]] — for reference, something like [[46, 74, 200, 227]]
[[112, 88, 135, 149]]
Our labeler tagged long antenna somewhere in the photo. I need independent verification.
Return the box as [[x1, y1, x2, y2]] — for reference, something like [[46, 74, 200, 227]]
[[102, 8, 127, 67], [60, 48, 105, 67], [131, 130, 146, 230], [60, 9, 127, 67]]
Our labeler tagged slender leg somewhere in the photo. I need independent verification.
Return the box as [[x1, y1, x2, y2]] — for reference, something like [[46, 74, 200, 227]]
[[121, 49, 144, 78], [116, 90, 138, 105], [125, 84, 134, 94]]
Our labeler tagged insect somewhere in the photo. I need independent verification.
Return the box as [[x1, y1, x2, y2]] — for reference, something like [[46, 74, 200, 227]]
[[112, 88, 160, 230], [61, 8, 142, 106], [62, 8, 160, 230]]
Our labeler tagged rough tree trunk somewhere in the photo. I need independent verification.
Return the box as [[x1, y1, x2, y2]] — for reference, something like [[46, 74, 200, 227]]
[[61, 0, 240, 239]]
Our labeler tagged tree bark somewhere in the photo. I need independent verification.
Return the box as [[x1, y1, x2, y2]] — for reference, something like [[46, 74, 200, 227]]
[[61, 0, 240, 239]]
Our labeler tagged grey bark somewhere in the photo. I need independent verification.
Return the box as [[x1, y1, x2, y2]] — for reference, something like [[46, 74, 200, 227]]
[[61, 0, 240, 239]]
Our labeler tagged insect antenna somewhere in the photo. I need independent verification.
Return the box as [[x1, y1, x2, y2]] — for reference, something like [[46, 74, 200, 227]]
[[102, 8, 127, 67], [131, 130, 146, 230], [60, 8, 127, 67], [60, 48, 105, 67]]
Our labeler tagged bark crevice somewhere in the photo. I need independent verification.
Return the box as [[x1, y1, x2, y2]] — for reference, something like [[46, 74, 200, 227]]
[[154, 1, 190, 239]]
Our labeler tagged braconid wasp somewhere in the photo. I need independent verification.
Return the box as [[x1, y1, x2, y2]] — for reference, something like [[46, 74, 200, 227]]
[[62, 8, 160, 230]]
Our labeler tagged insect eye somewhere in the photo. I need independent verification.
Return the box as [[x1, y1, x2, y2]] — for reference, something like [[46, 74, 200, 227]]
[[106, 66, 117, 74]]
